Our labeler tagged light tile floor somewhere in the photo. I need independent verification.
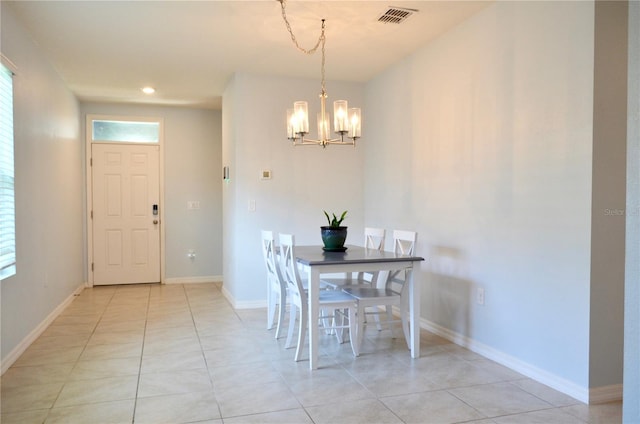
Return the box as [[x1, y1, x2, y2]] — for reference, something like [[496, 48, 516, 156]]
[[1, 283, 622, 424]]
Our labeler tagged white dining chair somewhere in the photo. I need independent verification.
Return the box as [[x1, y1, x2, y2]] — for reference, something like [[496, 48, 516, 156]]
[[342, 229, 417, 355], [321, 227, 386, 289], [278, 233, 358, 361], [261, 230, 287, 339]]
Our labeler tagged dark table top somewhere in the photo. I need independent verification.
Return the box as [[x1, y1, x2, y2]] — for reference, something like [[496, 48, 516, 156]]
[[295, 245, 424, 266]]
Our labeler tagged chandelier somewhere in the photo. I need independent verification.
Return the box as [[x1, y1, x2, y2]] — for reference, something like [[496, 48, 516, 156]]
[[279, 0, 362, 147]]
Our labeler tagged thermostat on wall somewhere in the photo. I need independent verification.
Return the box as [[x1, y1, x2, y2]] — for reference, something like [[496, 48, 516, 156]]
[[260, 170, 272, 180]]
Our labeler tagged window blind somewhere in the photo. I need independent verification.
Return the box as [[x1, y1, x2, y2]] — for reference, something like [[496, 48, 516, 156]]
[[0, 63, 16, 280]]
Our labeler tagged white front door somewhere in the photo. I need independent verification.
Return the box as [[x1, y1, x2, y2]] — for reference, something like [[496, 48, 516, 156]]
[[92, 144, 160, 285]]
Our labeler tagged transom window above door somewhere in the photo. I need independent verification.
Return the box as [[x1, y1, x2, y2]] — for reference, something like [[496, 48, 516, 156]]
[[91, 118, 160, 143]]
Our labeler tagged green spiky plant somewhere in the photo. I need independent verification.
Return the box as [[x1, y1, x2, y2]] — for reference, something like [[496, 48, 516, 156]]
[[323, 210, 348, 227]]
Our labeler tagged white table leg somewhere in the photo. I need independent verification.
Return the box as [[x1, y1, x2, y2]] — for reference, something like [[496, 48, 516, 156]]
[[408, 267, 420, 358], [309, 267, 320, 369]]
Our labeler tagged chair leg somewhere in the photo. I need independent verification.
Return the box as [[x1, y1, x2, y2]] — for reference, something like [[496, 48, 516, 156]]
[[331, 309, 341, 343], [356, 303, 365, 356], [341, 308, 350, 344], [285, 303, 297, 349], [348, 306, 358, 356], [275, 289, 287, 339], [386, 305, 395, 338], [401, 312, 410, 350], [267, 287, 276, 330], [400, 295, 411, 349], [295, 305, 307, 362], [333, 308, 348, 344], [373, 310, 383, 331], [321, 307, 333, 334]]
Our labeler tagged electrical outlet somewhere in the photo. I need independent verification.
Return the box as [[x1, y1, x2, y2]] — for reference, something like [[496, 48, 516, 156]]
[[477, 287, 485, 305]]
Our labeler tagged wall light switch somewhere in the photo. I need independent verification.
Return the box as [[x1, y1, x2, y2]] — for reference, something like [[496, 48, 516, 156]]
[[248, 199, 256, 212]]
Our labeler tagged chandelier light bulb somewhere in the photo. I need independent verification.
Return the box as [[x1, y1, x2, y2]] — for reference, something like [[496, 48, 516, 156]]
[[293, 101, 309, 135], [286, 109, 297, 139], [333, 100, 348, 133], [348, 108, 361, 139], [317, 112, 330, 141]]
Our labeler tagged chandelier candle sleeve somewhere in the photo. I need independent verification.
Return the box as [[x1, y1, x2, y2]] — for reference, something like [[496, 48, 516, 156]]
[[334, 100, 348, 133], [317, 112, 330, 141], [349, 108, 361, 139], [287, 109, 296, 139], [294, 101, 309, 135]]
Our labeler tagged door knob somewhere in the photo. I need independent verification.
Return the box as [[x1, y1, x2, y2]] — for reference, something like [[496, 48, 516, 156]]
[[153, 220, 158, 225]]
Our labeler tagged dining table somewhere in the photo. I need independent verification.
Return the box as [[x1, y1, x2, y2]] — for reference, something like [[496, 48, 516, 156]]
[[294, 244, 425, 370]]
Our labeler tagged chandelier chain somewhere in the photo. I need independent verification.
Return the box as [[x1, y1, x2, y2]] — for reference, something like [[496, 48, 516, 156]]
[[279, 0, 327, 93], [321, 26, 326, 94]]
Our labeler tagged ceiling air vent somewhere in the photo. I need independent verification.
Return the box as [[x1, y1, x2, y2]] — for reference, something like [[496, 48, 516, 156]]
[[377, 6, 417, 24]]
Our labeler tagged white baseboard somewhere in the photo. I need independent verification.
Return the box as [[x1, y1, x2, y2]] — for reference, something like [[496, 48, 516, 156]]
[[221, 285, 235, 307], [220, 285, 266, 309], [235, 300, 268, 309], [163, 275, 222, 285], [1, 284, 85, 375], [419, 318, 621, 404]]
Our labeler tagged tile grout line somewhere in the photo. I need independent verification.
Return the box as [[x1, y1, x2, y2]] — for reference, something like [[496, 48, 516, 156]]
[[41, 287, 116, 422], [130, 284, 152, 424], [185, 283, 227, 422]]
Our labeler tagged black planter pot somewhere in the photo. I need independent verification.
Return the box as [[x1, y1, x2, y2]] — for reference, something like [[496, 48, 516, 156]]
[[321, 226, 348, 251]]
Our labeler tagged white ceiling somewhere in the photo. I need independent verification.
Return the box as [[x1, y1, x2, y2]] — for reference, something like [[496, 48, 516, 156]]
[[6, 1, 491, 110]]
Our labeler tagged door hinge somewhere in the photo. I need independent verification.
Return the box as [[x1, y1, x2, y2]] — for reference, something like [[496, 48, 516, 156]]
[[91, 263, 94, 271], [90, 210, 93, 219], [90, 158, 93, 166]]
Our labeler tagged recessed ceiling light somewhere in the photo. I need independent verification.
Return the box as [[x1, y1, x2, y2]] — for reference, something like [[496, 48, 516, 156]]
[[141, 86, 155, 94]]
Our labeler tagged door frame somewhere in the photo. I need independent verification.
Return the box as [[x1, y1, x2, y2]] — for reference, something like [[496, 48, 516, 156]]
[[85, 114, 165, 287]]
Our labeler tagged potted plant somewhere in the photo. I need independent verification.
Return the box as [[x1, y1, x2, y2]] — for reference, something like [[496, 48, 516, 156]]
[[321, 210, 348, 251]]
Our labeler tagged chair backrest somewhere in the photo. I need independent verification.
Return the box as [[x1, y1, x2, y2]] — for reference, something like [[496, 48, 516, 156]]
[[364, 227, 386, 251], [359, 227, 386, 286], [278, 233, 306, 305], [387, 230, 418, 293], [261, 230, 284, 291], [393, 230, 416, 256]]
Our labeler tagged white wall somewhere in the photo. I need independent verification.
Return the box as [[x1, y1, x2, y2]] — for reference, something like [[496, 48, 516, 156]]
[[3, 0, 633, 405], [223, 73, 365, 306], [365, 1, 597, 398], [624, 1, 640, 421], [1, 5, 84, 365], [80, 102, 223, 283]]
